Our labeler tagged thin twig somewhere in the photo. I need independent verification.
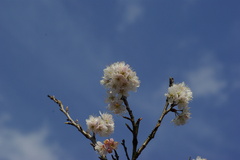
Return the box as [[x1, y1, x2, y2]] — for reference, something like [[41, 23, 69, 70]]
[[121, 139, 130, 160], [111, 155, 116, 160], [111, 150, 119, 160], [134, 78, 174, 159], [122, 116, 132, 121], [48, 95, 108, 159], [125, 123, 133, 132], [122, 96, 135, 123], [135, 101, 170, 159], [121, 96, 141, 160], [47, 95, 96, 144], [99, 156, 108, 160], [169, 77, 174, 87]]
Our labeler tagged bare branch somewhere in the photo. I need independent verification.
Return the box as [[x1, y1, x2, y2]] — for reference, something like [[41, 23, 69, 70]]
[[135, 101, 170, 159], [121, 139, 130, 160], [47, 95, 96, 144], [121, 96, 140, 160], [122, 116, 131, 121], [122, 96, 135, 124], [111, 150, 119, 160], [134, 78, 174, 159], [136, 118, 142, 126], [169, 77, 174, 87], [125, 123, 133, 133], [99, 156, 108, 160], [111, 155, 116, 160]]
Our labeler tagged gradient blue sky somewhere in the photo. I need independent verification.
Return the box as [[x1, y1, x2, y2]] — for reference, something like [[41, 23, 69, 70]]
[[0, 0, 240, 160]]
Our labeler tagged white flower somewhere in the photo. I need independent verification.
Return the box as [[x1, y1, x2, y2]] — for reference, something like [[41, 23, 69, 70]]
[[103, 138, 118, 153], [107, 95, 126, 114], [192, 156, 207, 160], [94, 119, 109, 137], [95, 139, 118, 157], [86, 115, 100, 131], [95, 141, 107, 157], [101, 62, 140, 97], [100, 112, 114, 125], [166, 82, 193, 126], [172, 107, 191, 126], [86, 112, 115, 137], [100, 112, 115, 135], [165, 82, 193, 109]]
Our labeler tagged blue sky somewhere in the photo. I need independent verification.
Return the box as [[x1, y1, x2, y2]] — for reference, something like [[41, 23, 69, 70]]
[[0, 0, 239, 159]]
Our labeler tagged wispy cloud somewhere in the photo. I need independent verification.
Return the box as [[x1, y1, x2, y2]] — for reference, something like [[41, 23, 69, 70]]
[[0, 114, 67, 160], [186, 54, 227, 103], [117, 1, 144, 31], [187, 66, 226, 97]]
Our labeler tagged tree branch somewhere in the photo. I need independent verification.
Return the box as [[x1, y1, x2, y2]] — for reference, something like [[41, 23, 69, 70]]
[[111, 150, 119, 160], [47, 95, 96, 144], [121, 96, 142, 160], [121, 139, 130, 160], [135, 101, 170, 159], [134, 78, 174, 159]]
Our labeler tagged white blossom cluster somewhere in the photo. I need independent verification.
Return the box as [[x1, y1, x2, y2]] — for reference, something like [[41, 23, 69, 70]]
[[192, 156, 207, 160], [165, 82, 193, 125], [101, 62, 140, 114], [95, 138, 118, 157], [86, 112, 114, 137]]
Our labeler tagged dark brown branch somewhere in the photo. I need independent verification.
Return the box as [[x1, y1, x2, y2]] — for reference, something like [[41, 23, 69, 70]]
[[169, 77, 174, 87], [47, 95, 97, 144], [125, 123, 133, 133], [48, 95, 93, 140], [122, 96, 135, 123], [111, 150, 119, 160], [48, 95, 109, 160], [99, 156, 108, 160], [135, 101, 170, 159], [121, 139, 130, 160], [121, 96, 140, 160], [111, 155, 116, 160], [136, 118, 142, 126], [134, 78, 174, 159], [122, 116, 132, 121]]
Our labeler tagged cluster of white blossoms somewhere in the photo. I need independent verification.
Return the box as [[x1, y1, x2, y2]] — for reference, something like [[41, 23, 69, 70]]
[[165, 82, 193, 126], [101, 62, 140, 114], [95, 138, 118, 157], [192, 156, 207, 160], [86, 112, 114, 137]]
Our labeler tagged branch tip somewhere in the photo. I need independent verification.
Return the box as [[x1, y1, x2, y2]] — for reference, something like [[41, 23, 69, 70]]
[[169, 77, 174, 87]]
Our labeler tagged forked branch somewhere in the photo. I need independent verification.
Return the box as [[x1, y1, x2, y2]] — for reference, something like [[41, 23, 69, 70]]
[[134, 78, 175, 159]]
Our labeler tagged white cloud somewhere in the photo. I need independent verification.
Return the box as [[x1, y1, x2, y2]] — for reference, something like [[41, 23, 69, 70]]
[[0, 114, 66, 160], [187, 66, 226, 97], [186, 54, 227, 103], [117, 1, 144, 31]]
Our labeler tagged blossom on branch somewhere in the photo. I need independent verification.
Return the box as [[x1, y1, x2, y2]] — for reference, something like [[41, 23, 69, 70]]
[[101, 62, 140, 96], [86, 112, 114, 137], [105, 92, 126, 114], [95, 141, 108, 157], [101, 62, 140, 114], [165, 82, 192, 108], [103, 138, 118, 153], [165, 82, 193, 126], [192, 156, 207, 160], [172, 107, 191, 126], [95, 138, 118, 157]]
